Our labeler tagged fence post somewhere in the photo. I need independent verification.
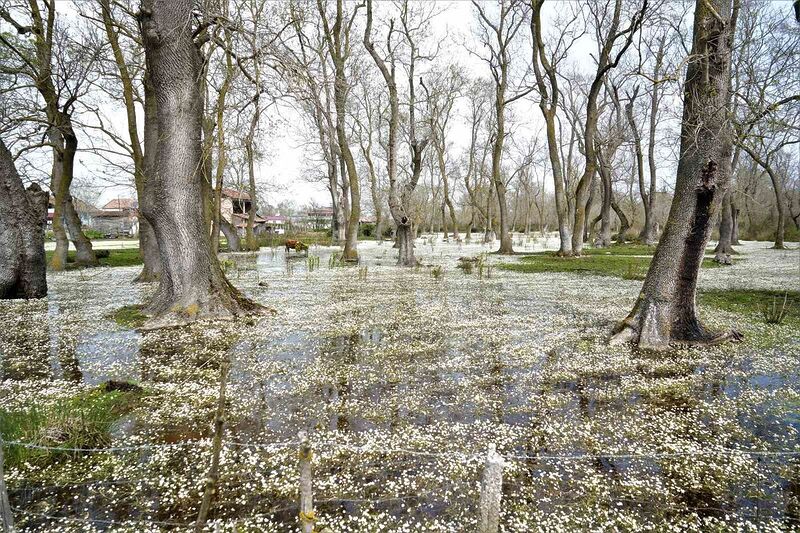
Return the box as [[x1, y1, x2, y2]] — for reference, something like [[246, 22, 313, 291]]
[[298, 431, 315, 533], [0, 435, 13, 533], [478, 443, 503, 533]]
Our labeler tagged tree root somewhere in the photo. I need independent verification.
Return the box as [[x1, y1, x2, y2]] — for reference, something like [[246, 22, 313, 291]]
[[610, 300, 744, 350], [140, 291, 273, 331]]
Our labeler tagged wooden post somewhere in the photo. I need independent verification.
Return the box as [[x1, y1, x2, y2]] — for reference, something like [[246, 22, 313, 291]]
[[195, 360, 229, 532], [298, 431, 315, 533], [0, 435, 13, 533], [478, 443, 503, 533]]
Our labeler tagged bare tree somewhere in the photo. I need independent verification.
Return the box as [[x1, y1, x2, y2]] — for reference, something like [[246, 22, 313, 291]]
[[1, 1, 99, 269], [471, 0, 533, 254], [138, 0, 262, 328], [570, 0, 648, 255], [316, 0, 362, 261], [425, 64, 463, 242], [363, 0, 432, 265], [529, 0, 582, 254], [0, 137, 48, 298], [611, 0, 741, 349], [95, 0, 160, 280]]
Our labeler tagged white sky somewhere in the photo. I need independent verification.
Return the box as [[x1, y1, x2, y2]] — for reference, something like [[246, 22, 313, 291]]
[[11, 0, 798, 211]]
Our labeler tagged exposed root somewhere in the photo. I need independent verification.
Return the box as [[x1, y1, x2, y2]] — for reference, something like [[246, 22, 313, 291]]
[[141, 288, 273, 331], [133, 267, 159, 283], [610, 298, 744, 350]]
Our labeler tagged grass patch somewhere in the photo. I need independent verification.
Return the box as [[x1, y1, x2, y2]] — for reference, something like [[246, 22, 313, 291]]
[[46, 248, 142, 269], [698, 289, 799, 325], [108, 304, 148, 328], [501, 254, 724, 281], [580, 243, 657, 256], [0, 388, 141, 468]]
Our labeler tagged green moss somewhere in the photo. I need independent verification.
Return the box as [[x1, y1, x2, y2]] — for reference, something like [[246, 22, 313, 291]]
[[46, 248, 142, 269], [108, 304, 148, 328], [0, 388, 141, 468]]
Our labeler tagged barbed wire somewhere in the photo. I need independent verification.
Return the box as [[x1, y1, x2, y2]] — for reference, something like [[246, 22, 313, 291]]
[[5, 438, 800, 462]]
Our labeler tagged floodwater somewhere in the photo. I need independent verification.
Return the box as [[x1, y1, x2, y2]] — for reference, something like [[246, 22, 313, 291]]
[[1, 238, 799, 531]]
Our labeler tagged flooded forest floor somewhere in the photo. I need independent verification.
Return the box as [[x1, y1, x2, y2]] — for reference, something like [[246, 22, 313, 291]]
[[1, 237, 799, 532]]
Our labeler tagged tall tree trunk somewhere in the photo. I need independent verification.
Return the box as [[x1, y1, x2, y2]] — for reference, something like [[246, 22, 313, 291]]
[[768, 170, 786, 249], [625, 86, 656, 245], [492, 107, 513, 254], [584, 174, 597, 243], [0, 139, 48, 298], [714, 190, 735, 263], [596, 154, 613, 247], [731, 198, 740, 244], [611, 199, 630, 244], [49, 120, 97, 268], [220, 218, 241, 252], [244, 114, 260, 251], [334, 76, 360, 261], [210, 37, 234, 256], [435, 145, 459, 241], [139, 0, 263, 329], [136, 70, 162, 282], [100, 0, 160, 281], [611, 0, 740, 349]]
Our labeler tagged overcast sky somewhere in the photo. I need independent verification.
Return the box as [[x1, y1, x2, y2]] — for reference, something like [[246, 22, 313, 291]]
[[16, 0, 797, 211]]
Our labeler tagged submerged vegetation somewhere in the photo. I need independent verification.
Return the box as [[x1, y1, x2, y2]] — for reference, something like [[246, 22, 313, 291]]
[[1, 239, 798, 530], [0, 387, 141, 468]]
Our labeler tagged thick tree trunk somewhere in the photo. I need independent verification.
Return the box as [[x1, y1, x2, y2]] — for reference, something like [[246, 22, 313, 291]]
[[596, 157, 613, 247], [0, 139, 48, 299], [49, 122, 97, 268], [396, 224, 416, 267], [714, 190, 735, 263], [220, 218, 241, 252], [611, 0, 740, 350], [140, 0, 263, 329], [135, 219, 161, 282], [135, 70, 162, 282], [611, 200, 630, 244], [63, 195, 97, 265]]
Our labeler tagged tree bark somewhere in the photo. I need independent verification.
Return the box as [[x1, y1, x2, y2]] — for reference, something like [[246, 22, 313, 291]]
[[100, 0, 160, 281], [611, 199, 630, 244], [49, 121, 97, 268], [714, 190, 735, 263], [611, 0, 741, 350], [139, 0, 263, 329], [0, 139, 48, 299], [220, 218, 241, 252], [136, 69, 162, 282], [596, 152, 614, 247]]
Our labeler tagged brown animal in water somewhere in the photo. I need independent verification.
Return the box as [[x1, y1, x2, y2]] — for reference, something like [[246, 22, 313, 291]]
[[285, 240, 309, 254]]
